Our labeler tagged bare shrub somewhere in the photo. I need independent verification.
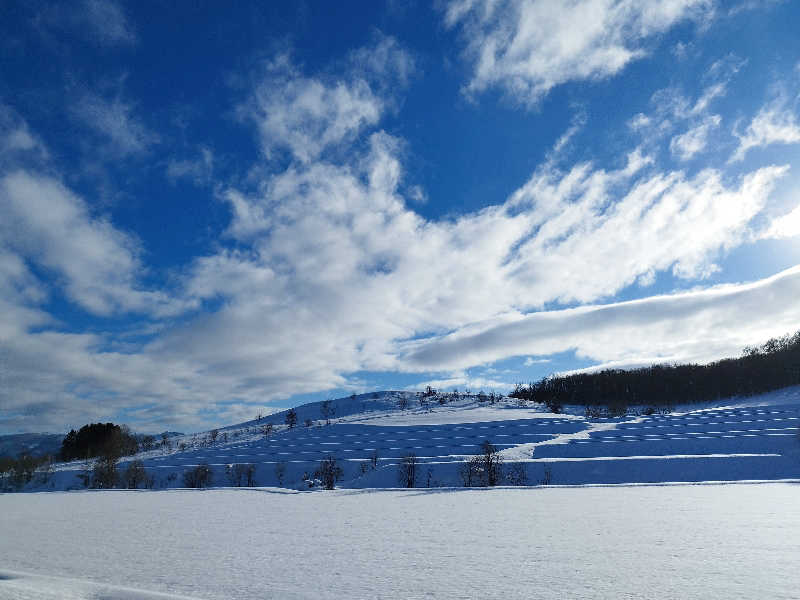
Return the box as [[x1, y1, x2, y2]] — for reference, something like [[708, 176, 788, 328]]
[[314, 456, 343, 490]]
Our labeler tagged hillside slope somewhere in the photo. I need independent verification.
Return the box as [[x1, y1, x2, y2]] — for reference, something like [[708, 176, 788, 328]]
[[9, 387, 800, 492]]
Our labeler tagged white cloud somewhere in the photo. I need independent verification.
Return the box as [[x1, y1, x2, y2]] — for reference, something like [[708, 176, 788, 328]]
[[524, 357, 550, 366], [348, 33, 416, 90], [633, 55, 742, 151], [731, 101, 800, 162], [240, 54, 385, 163], [0, 170, 187, 316], [72, 91, 157, 156], [0, 105, 48, 165], [761, 204, 800, 240], [670, 114, 721, 160], [81, 0, 136, 45], [407, 373, 514, 393], [3, 43, 797, 434], [400, 265, 800, 372], [166, 147, 214, 186], [444, 0, 712, 105]]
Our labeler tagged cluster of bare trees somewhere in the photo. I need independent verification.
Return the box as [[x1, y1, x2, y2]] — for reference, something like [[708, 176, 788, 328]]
[[225, 463, 256, 487], [183, 463, 213, 488], [459, 441, 503, 487]]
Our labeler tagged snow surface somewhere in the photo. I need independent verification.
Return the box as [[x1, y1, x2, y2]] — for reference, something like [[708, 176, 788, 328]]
[[1, 484, 799, 599]]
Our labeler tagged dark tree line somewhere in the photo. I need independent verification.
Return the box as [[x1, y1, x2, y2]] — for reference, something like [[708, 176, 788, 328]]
[[511, 331, 800, 411], [60, 422, 139, 461]]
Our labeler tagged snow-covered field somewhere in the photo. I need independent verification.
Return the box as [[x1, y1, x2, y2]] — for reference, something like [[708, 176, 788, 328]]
[[1, 483, 799, 599], [9, 387, 799, 491]]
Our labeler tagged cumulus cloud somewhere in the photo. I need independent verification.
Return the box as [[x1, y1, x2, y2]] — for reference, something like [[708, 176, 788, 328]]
[[0, 170, 187, 316], [239, 50, 388, 163], [444, 0, 712, 105], [731, 100, 800, 162]]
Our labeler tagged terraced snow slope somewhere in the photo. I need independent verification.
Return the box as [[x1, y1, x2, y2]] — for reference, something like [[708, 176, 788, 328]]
[[30, 387, 800, 490]]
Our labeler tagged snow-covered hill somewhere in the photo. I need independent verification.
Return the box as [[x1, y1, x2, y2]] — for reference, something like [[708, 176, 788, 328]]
[[11, 387, 800, 492]]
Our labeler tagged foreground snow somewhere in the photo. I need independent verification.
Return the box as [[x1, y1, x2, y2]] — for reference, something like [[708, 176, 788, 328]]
[[1, 484, 799, 599]]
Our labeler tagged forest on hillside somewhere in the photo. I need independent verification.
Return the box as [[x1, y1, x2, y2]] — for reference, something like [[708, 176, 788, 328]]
[[510, 331, 800, 413]]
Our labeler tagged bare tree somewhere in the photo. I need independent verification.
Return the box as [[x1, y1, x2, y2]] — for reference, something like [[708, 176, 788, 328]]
[[209, 429, 219, 443], [123, 460, 152, 489], [398, 454, 418, 488], [458, 455, 482, 487], [285, 408, 298, 429], [262, 423, 273, 438], [320, 399, 335, 425], [91, 454, 119, 489], [541, 466, 553, 486], [480, 440, 503, 486], [274, 462, 287, 486], [225, 463, 255, 487], [506, 463, 528, 486], [314, 456, 343, 490]]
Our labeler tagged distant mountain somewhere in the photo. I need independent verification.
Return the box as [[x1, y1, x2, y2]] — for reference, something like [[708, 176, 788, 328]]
[[0, 433, 63, 458]]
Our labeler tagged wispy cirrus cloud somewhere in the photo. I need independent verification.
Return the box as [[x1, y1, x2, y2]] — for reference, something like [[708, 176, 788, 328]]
[[71, 90, 158, 157], [670, 114, 721, 160], [81, 0, 137, 46], [443, 0, 713, 105], [731, 98, 800, 162]]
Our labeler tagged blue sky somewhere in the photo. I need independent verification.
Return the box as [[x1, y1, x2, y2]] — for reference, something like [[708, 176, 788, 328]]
[[3, 0, 800, 434]]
